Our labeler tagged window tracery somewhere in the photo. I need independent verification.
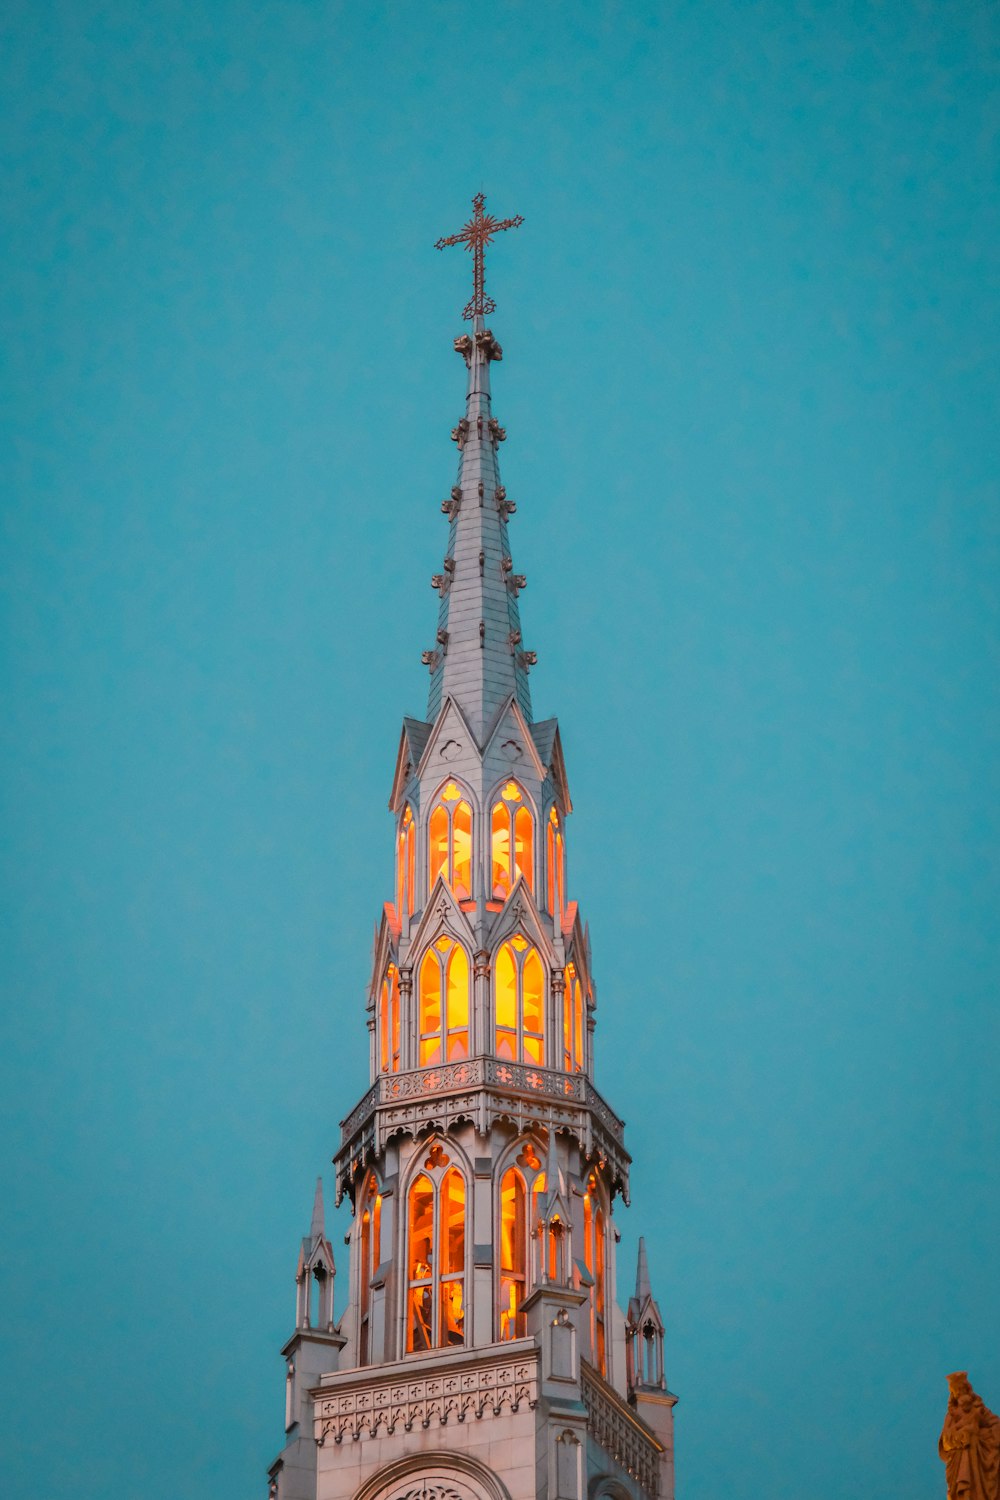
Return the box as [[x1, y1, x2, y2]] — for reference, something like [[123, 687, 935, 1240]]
[[562, 961, 585, 1073], [547, 807, 565, 919], [418, 937, 470, 1066], [358, 1173, 382, 1364], [494, 935, 545, 1065], [379, 963, 401, 1074], [498, 1140, 545, 1340], [490, 781, 534, 899], [397, 805, 415, 918], [428, 782, 473, 900], [406, 1159, 466, 1352], [583, 1170, 607, 1375]]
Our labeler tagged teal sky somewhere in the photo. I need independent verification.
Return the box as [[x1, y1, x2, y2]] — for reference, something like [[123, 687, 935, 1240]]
[[2, 3, 998, 1498]]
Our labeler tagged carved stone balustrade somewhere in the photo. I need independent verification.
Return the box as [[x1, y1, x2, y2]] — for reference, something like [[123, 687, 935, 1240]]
[[335, 1057, 630, 1206], [581, 1361, 664, 1496]]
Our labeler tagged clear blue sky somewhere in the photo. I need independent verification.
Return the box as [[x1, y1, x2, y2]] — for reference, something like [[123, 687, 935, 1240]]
[[2, 3, 998, 1498]]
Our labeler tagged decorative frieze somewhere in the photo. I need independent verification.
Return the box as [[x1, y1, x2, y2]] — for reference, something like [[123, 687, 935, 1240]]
[[335, 1058, 629, 1205], [581, 1362, 663, 1496], [314, 1353, 537, 1443]]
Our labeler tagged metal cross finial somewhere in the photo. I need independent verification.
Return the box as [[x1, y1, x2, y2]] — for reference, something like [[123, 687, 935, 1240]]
[[435, 192, 524, 322]]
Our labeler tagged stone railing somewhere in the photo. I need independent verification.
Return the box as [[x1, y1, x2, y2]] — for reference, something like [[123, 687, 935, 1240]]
[[335, 1057, 630, 1205], [581, 1362, 663, 1497], [314, 1346, 537, 1444], [341, 1058, 623, 1141]]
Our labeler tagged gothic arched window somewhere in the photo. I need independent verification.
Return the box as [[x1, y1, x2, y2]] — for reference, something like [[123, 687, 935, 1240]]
[[498, 1138, 546, 1340], [494, 936, 545, 1065], [547, 807, 565, 920], [583, 1171, 607, 1376], [397, 805, 415, 918], [358, 1173, 382, 1364], [418, 937, 470, 1066], [562, 961, 585, 1073], [406, 1163, 466, 1352], [427, 782, 473, 901], [490, 781, 534, 899], [379, 963, 401, 1074]]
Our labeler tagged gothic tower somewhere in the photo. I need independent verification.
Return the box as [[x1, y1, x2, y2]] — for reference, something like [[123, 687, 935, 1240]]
[[268, 196, 677, 1500]]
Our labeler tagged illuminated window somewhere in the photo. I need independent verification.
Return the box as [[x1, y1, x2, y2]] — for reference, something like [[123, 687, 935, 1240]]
[[494, 936, 545, 1065], [379, 964, 401, 1074], [499, 1168, 526, 1339], [428, 783, 473, 900], [583, 1172, 607, 1375], [562, 962, 585, 1073], [547, 807, 565, 919], [418, 937, 469, 1066], [397, 806, 415, 918], [490, 782, 534, 899], [406, 1165, 466, 1352], [358, 1174, 382, 1364]]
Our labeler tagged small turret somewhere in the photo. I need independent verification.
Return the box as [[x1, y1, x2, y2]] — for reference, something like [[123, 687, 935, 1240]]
[[626, 1237, 666, 1391], [295, 1177, 336, 1331]]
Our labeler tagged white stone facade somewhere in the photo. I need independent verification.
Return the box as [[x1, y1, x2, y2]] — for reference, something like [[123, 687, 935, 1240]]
[[268, 282, 676, 1500]]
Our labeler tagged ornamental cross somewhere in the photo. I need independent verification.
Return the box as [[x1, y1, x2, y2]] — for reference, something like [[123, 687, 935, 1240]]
[[435, 192, 524, 321]]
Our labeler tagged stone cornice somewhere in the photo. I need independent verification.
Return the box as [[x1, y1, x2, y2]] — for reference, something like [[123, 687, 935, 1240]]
[[335, 1058, 630, 1206]]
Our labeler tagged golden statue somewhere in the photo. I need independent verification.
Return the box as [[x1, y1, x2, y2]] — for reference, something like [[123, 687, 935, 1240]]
[[940, 1373, 1000, 1500]]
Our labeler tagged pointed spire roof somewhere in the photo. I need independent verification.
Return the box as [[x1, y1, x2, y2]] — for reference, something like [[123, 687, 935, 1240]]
[[635, 1236, 652, 1300], [310, 1176, 325, 1240], [426, 313, 533, 740]]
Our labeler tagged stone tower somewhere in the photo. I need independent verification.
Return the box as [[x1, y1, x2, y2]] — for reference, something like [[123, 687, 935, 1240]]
[[268, 201, 677, 1500]]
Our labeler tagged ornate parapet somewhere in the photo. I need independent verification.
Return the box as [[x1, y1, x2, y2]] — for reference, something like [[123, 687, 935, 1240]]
[[313, 1343, 537, 1443], [335, 1059, 630, 1205], [581, 1362, 664, 1497]]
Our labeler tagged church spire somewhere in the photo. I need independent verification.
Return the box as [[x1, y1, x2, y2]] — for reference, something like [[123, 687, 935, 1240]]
[[426, 196, 532, 740], [309, 1176, 325, 1240]]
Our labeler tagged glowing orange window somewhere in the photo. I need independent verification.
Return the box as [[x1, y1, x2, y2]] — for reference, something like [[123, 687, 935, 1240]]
[[494, 936, 545, 1065], [583, 1171, 607, 1376], [547, 807, 565, 919], [562, 962, 584, 1073], [397, 806, 415, 918], [358, 1174, 382, 1364], [491, 782, 534, 899], [428, 783, 473, 900], [418, 937, 469, 1066], [405, 1165, 466, 1352], [499, 1168, 526, 1339], [379, 964, 401, 1074]]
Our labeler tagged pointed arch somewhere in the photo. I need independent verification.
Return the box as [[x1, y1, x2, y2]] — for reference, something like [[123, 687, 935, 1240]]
[[583, 1169, 608, 1377], [358, 1171, 383, 1364], [405, 1149, 468, 1353], [427, 780, 474, 901], [397, 805, 415, 918], [494, 935, 546, 1065], [562, 961, 584, 1073], [547, 806, 565, 920], [378, 964, 401, 1074], [418, 936, 470, 1067], [490, 780, 535, 899], [495, 1134, 546, 1341]]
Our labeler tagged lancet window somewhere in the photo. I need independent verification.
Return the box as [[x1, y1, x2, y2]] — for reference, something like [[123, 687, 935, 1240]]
[[358, 1173, 382, 1364], [418, 937, 470, 1066], [428, 782, 473, 901], [490, 781, 534, 899], [583, 1171, 607, 1376], [406, 1157, 466, 1352], [397, 805, 415, 918], [562, 961, 585, 1073], [547, 807, 565, 919], [494, 935, 545, 1065], [498, 1140, 545, 1340], [378, 964, 401, 1074]]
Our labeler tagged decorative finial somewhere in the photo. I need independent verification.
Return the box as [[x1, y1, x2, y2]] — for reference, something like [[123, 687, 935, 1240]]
[[310, 1176, 325, 1240], [435, 192, 524, 321]]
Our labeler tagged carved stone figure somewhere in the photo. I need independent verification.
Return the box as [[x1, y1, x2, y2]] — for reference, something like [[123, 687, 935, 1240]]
[[940, 1373, 1000, 1500]]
